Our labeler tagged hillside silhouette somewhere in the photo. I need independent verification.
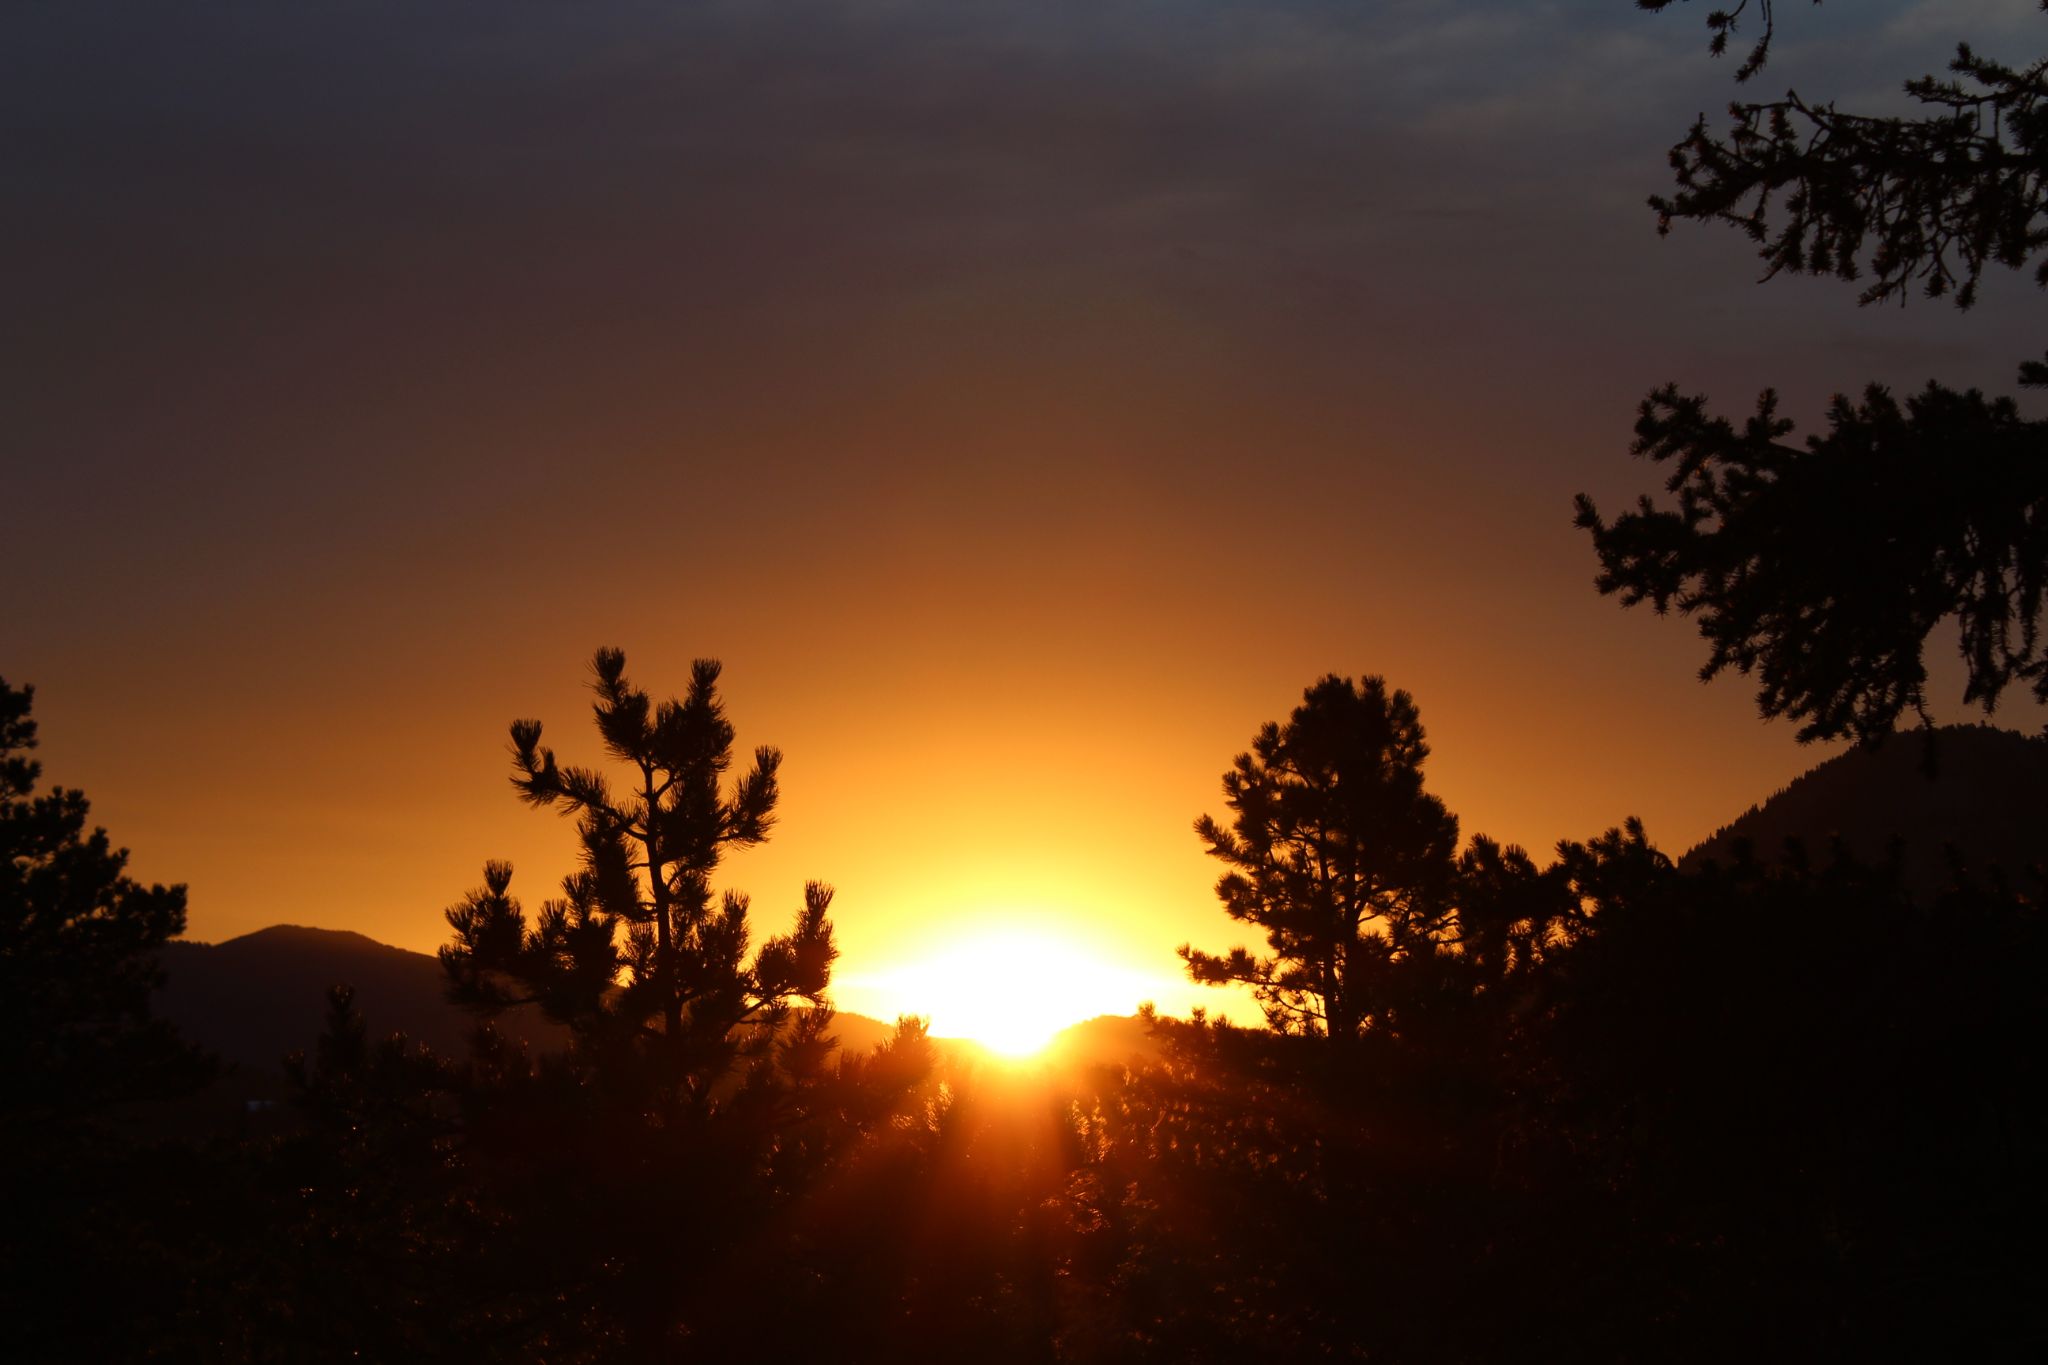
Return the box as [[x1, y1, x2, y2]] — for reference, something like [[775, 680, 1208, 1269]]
[[1682, 725, 2048, 899], [1043, 1012, 1166, 1069], [158, 926, 566, 1074], [16, 655, 2048, 1359], [156, 924, 1051, 1077]]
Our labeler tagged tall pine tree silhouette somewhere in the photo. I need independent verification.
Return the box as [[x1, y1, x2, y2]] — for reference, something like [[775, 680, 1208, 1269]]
[[441, 648, 839, 1110], [0, 677, 211, 1361], [0, 677, 208, 1112], [1182, 675, 1460, 1043]]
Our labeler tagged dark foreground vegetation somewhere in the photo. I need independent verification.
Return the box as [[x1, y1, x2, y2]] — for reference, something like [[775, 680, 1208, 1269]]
[[4, 659, 2044, 1362], [6, 6, 2047, 1359]]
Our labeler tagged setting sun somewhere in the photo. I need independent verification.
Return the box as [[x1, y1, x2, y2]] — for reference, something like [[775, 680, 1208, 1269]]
[[838, 926, 1169, 1056], [18, 0, 2045, 1356]]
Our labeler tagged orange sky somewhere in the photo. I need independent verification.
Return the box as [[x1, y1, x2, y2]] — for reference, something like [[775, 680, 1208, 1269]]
[[8, 1, 2044, 1035]]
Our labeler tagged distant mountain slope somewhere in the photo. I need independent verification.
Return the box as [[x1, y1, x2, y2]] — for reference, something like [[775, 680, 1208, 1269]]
[[156, 925, 939, 1078], [821, 1008, 901, 1058], [1044, 1013, 1165, 1070], [1682, 725, 2048, 900], [157, 925, 563, 1074]]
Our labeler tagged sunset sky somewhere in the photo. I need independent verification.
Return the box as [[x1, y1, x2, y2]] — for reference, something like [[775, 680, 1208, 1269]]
[[8, 1, 2043, 1036]]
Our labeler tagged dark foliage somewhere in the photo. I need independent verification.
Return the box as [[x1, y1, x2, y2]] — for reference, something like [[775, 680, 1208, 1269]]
[[1576, 379, 2048, 740], [1657, 32, 2048, 306], [13, 654, 2042, 1360], [1133, 675, 2048, 1357], [1532, 827, 2047, 1359], [1638, 0, 1806, 84], [440, 647, 836, 1085], [1182, 675, 1461, 1042], [1077, 816, 2048, 1361], [0, 658, 940, 1362], [1592, 5, 2048, 740], [0, 677, 210, 1112], [0, 678, 213, 1360], [427, 649, 934, 1354]]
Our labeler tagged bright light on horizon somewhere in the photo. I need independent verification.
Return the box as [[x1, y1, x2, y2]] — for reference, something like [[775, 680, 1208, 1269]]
[[835, 924, 1174, 1056]]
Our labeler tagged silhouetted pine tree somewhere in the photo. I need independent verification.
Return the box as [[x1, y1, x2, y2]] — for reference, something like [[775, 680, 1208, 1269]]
[[0, 677, 213, 1361], [434, 648, 932, 1355], [1579, 4, 2048, 740], [1182, 674, 1460, 1043], [0, 676, 209, 1112], [440, 647, 843, 1107], [1532, 822, 2048, 1360]]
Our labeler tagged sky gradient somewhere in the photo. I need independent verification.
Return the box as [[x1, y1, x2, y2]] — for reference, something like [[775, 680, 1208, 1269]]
[[8, 0, 2044, 1028]]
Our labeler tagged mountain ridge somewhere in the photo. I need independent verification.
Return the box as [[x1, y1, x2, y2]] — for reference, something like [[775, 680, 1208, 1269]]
[[159, 728, 2046, 1082], [155, 925, 1163, 1081], [1679, 724, 2048, 900]]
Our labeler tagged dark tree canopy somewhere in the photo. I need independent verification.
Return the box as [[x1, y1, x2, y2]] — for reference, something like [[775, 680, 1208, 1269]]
[[1182, 674, 1460, 1042], [1585, 4, 2048, 741], [441, 648, 843, 1111], [1638, 0, 1806, 84], [1654, 26, 2048, 309], [1577, 381, 2048, 741], [0, 677, 208, 1112]]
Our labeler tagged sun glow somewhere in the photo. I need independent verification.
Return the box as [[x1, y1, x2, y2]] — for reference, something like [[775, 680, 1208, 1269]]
[[841, 926, 1165, 1057]]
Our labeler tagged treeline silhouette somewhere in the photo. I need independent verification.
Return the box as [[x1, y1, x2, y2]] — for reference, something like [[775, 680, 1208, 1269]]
[[10, 8, 2046, 1359], [3, 657, 2044, 1362]]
